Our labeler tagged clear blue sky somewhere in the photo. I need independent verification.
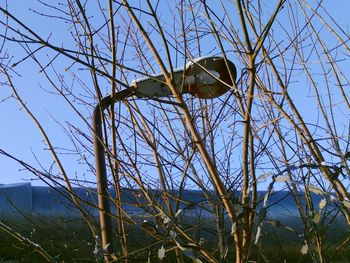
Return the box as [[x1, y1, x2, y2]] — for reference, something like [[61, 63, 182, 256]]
[[1, 1, 350, 189]]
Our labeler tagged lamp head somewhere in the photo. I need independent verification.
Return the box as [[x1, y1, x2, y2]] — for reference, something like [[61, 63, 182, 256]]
[[131, 56, 236, 99], [183, 57, 237, 99]]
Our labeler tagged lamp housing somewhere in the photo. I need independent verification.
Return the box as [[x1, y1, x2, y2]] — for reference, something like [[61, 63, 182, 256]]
[[131, 56, 236, 99]]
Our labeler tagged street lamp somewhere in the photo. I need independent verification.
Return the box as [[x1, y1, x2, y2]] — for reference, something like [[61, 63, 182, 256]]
[[92, 56, 236, 262]]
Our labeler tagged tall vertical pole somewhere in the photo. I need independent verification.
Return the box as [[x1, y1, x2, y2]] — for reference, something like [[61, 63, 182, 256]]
[[92, 90, 133, 262]]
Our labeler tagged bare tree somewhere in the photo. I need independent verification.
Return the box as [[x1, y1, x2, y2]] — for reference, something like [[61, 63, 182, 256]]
[[1, 0, 350, 262]]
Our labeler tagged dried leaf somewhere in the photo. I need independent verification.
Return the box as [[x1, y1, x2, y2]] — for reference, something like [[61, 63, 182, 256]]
[[174, 240, 202, 262], [285, 226, 295, 232], [175, 209, 183, 218], [319, 198, 327, 210], [258, 172, 273, 181], [254, 226, 261, 244], [275, 175, 290, 182], [162, 215, 171, 224], [308, 185, 323, 195], [231, 222, 237, 234], [313, 212, 321, 224], [269, 220, 282, 228], [158, 246, 166, 260], [301, 242, 308, 255]]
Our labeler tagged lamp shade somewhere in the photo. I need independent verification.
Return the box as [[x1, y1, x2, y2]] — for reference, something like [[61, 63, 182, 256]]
[[131, 56, 236, 99], [183, 57, 236, 99]]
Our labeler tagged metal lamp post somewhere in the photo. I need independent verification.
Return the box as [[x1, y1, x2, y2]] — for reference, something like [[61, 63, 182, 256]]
[[92, 56, 236, 262]]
